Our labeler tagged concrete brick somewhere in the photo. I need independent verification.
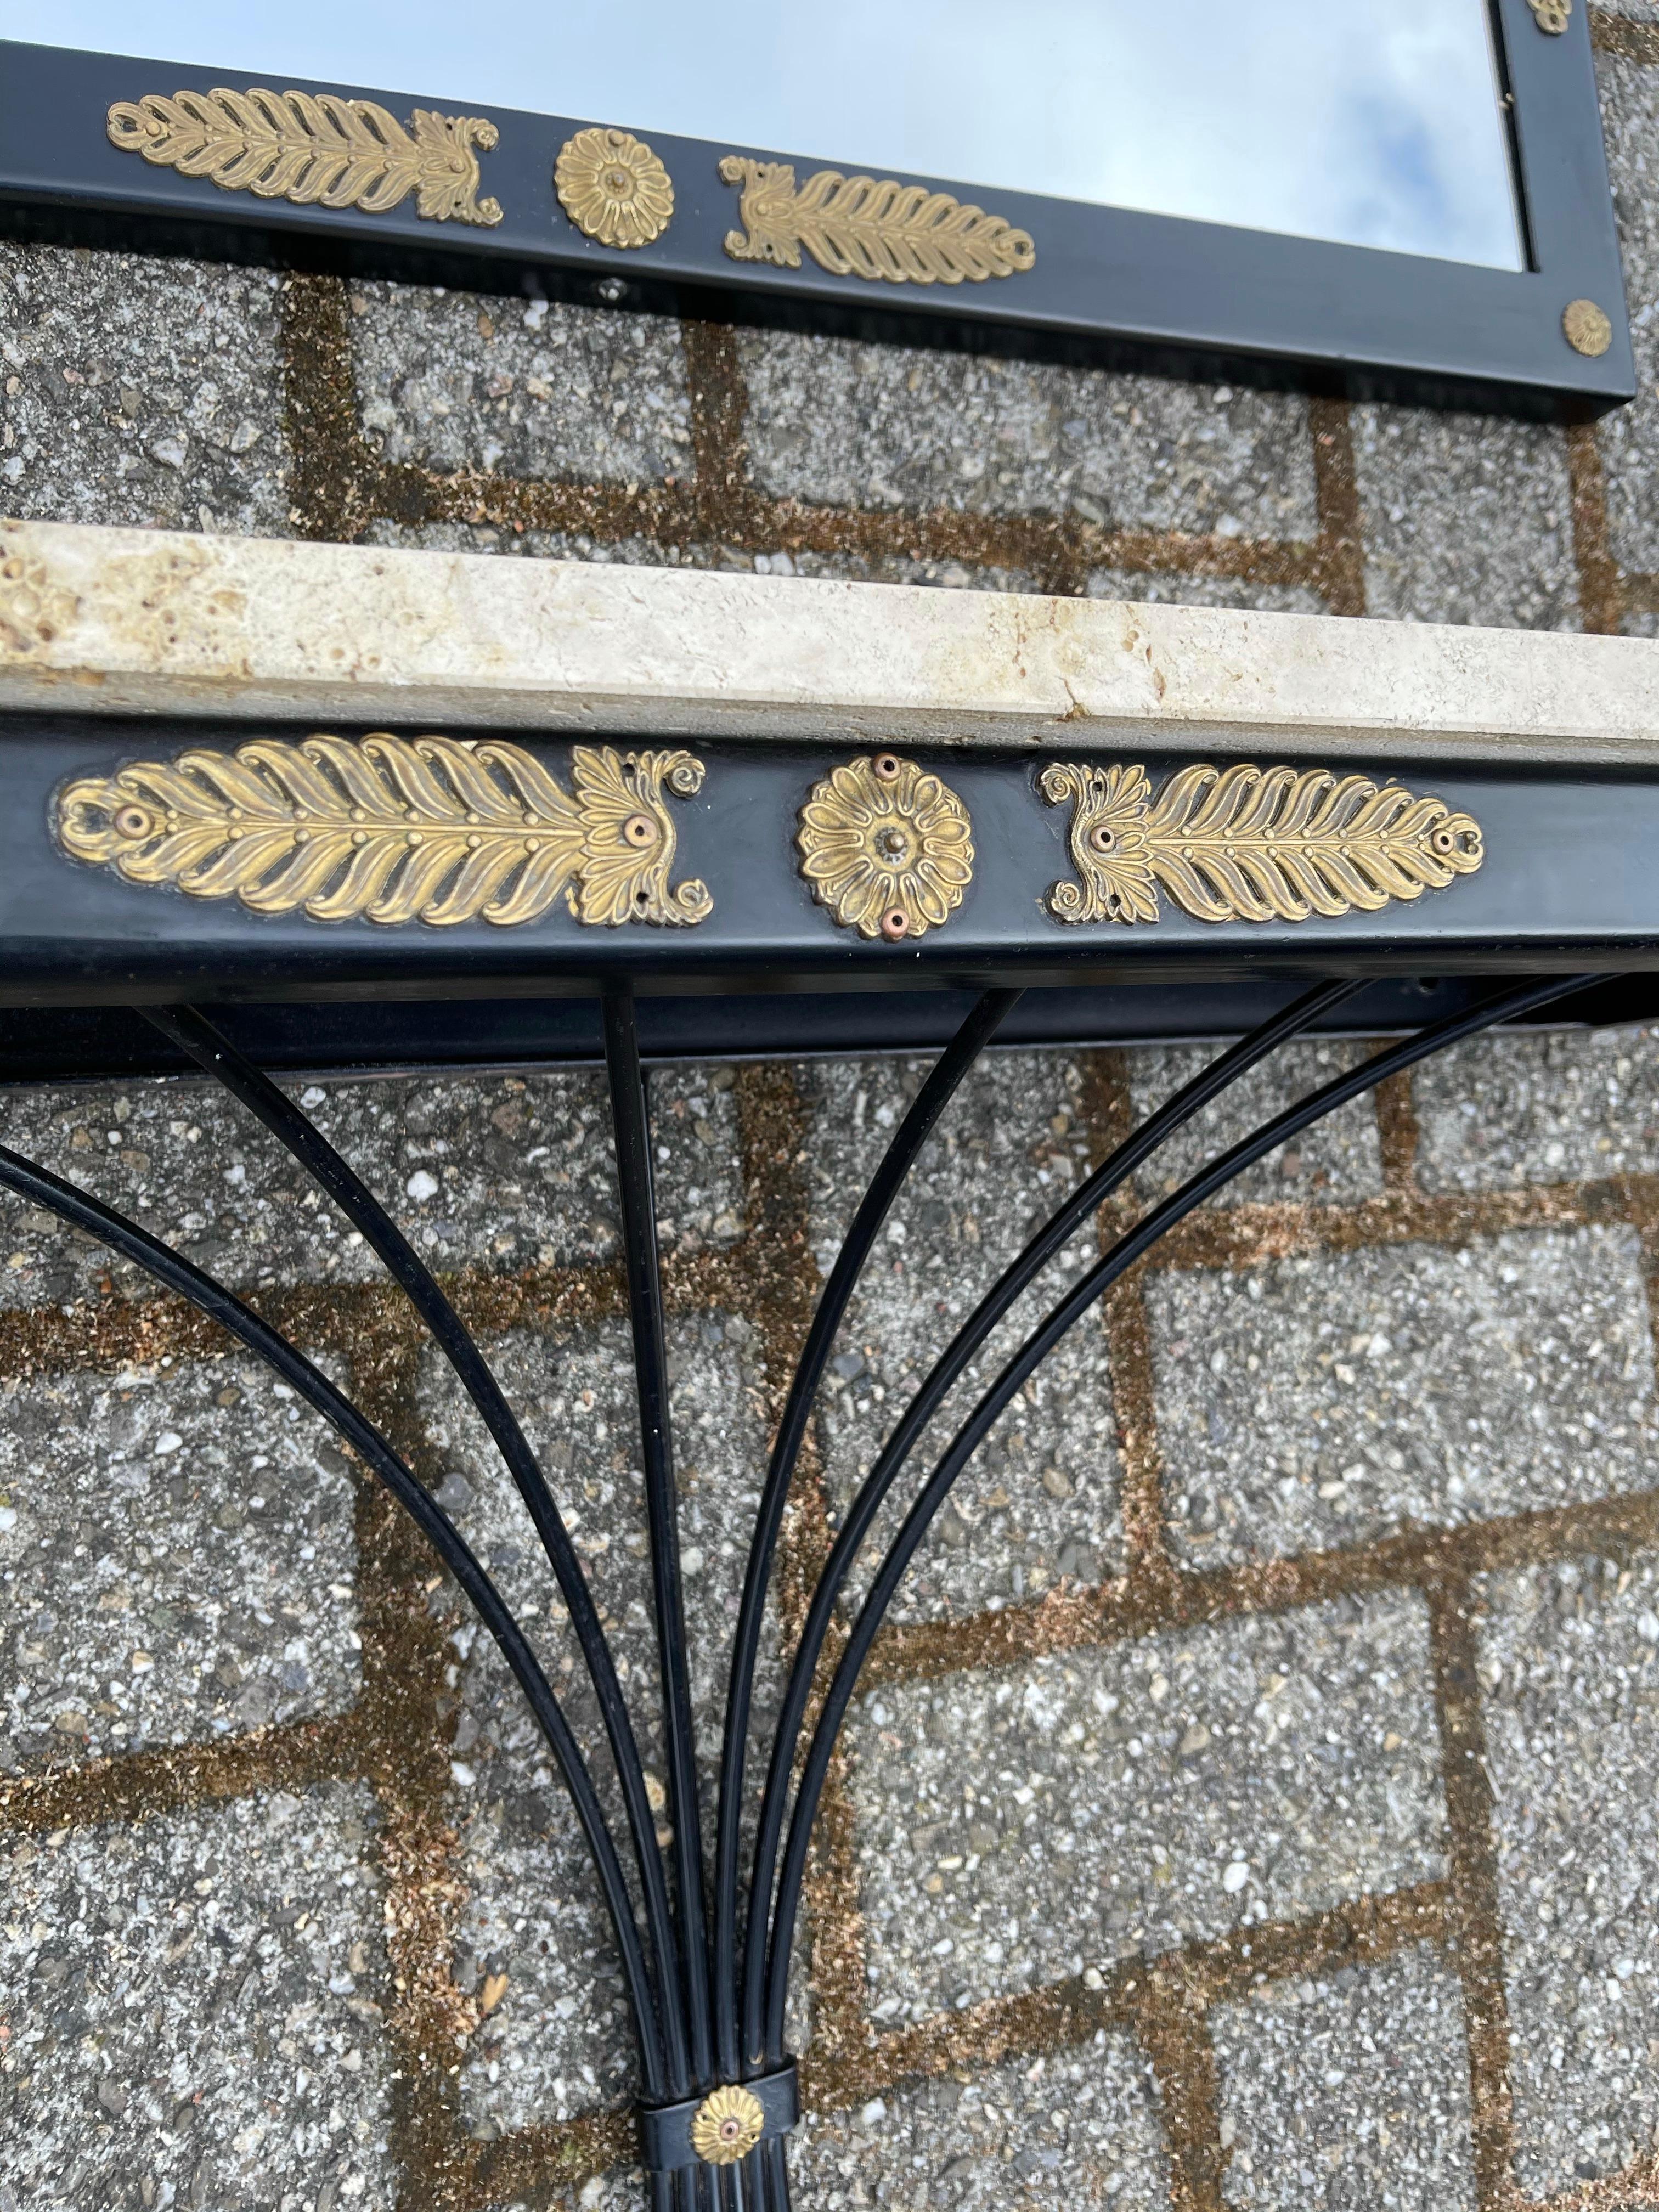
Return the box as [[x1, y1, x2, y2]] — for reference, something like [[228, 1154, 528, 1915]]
[[0, 1357, 359, 1771], [737, 330, 1319, 538], [805, 1053, 1123, 1623], [1087, 571, 1327, 614], [1214, 1943, 1477, 2209], [1352, 405, 1578, 629], [0, 1062, 740, 1307], [0, 244, 289, 535], [0, 1786, 394, 2209], [1148, 1227, 1657, 1568], [350, 285, 693, 484], [417, 1318, 769, 2133], [1594, 54, 1659, 577], [1475, 1548, 1659, 2193], [1414, 1026, 1659, 1190], [848, 1590, 1445, 2024], [1126, 1039, 1384, 1211], [790, 2034, 1172, 2208]]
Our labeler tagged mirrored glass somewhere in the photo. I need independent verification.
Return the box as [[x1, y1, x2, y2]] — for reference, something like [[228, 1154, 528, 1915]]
[[10, 0, 1525, 270]]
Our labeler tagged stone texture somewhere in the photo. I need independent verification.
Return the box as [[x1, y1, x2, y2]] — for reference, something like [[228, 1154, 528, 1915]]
[[1414, 1025, 1659, 1189], [1086, 570, 1326, 614], [737, 329, 1319, 538], [847, 1590, 1445, 2024], [1148, 1227, 1658, 1567], [0, 1356, 359, 1771], [1352, 405, 1579, 629], [15, 514, 1659, 766], [1476, 1547, 1659, 2194], [804, 1053, 1123, 1621], [791, 2036, 1172, 2208], [349, 286, 693, 486], [0, 1787, 395, 2209], [1594, 52, 1659, 577], [0, 245, 289, 535], [417, 1318, 770, 2134], [0, 1062, 740, 1308], [1126, 1038, 1384, 1210], [1214, 1943, 1478, 2208]]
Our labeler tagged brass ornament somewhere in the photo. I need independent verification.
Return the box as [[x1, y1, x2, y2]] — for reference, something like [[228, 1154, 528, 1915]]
[[1562, 297, 1613, 358], [1527, 0, 1570, 29], [719, 156, 1035, 284], [1040, 760, 1483, 927], [690, 2084, 766, 2166], [798, 753, 974, 940], [105, 86, 503, 225], [556, 126, 674, 247], [55, 737, 712, 930]]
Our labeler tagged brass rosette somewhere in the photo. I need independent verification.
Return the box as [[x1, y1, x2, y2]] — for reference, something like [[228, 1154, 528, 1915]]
[[797, 752, 974, 940], [690, 2084, 766, 2166], [556, 126, 674, 247]]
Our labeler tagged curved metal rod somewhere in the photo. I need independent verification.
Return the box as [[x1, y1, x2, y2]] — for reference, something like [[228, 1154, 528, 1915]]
[[0, 1138, 671, 2100], [713, 986, 1022, 2080], [739, 974, 1361, 2058], [761, 969, 1610, 2054], [142, 1002, 694, 2094], [604, 987, 715, 2088]]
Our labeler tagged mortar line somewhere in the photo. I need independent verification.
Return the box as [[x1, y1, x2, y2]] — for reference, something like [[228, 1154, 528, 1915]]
[[1566, 420, 1626, 637], [1424, 1568, 1517, 2210], [1308, 396, 1367, 618], [1590, 6, 1659, 63], [864, 1482, 1659, 1686], [272, 267, 1329, 594]]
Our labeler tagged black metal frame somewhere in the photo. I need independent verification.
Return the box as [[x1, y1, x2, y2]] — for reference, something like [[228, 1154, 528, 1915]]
[[0, 3, 1633, 415], [0, 961, 1612, 2202]]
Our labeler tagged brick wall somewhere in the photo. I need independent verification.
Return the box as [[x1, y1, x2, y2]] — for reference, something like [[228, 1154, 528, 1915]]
[[5, 14, 1659, 2211]]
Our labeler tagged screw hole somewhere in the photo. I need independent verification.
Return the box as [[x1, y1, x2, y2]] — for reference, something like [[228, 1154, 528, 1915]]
[[872, 752, 902, 783], [881, 907, 910, 940]]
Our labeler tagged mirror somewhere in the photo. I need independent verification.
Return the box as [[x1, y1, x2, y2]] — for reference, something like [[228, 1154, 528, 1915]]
[[12, 0, 1525, 271]]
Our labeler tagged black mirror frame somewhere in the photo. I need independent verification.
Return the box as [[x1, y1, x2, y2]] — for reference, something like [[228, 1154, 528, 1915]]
[[0, 1, 1634, 419]]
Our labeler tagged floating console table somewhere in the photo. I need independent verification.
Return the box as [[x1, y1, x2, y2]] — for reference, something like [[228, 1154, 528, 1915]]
[[2, 523, 1656, 2204]]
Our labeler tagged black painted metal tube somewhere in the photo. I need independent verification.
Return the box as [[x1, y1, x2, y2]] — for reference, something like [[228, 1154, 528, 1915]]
[[711, 985, 1022, 2081], [604, 985, 716, 2090], [738, 974, 1363, 2059], [761, 969, 1612, 2054], [0, 1137, 670, 2099], [142, 1002, 694, 2092]]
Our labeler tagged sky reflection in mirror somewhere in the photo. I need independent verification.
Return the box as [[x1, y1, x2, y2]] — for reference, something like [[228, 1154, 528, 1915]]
[[14, 0, 1525, 269]]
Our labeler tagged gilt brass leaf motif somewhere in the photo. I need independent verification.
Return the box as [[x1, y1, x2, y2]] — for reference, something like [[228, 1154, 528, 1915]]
[[55, 737, 711, 929], [1041, 760, 1483, 926], [719, 156, 1035, 284], [106, 87, 503, 225]]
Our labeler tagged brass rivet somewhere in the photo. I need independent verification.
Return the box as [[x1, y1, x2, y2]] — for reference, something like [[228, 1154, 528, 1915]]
[[1563, 298, 1612, 357], [622, 811, 657, 849], [113, 804, 153, 839], [690, 2085, 766, 2167], [872, 752, 902, 783], [881, 906, 910, 940]]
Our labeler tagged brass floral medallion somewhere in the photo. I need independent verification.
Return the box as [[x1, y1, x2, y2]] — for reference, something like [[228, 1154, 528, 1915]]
[[55, 737, 711, 929], [556, 127, 674, 247], [798, 753, 974, 940], [690, 2084, 766, 2167], [1041, 760, 1483, 926], [720, 157, 1035, 284], [1527, 0, 1570, 30], [106, 87, 502, 224], [1562, 297, 1612, 358]]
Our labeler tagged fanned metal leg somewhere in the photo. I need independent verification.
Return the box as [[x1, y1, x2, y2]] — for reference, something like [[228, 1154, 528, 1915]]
[[0, 969, 1610, 2204]]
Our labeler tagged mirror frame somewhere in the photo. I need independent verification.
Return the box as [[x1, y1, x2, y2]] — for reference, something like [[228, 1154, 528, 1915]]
[[0, 0, 1633, 418]]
